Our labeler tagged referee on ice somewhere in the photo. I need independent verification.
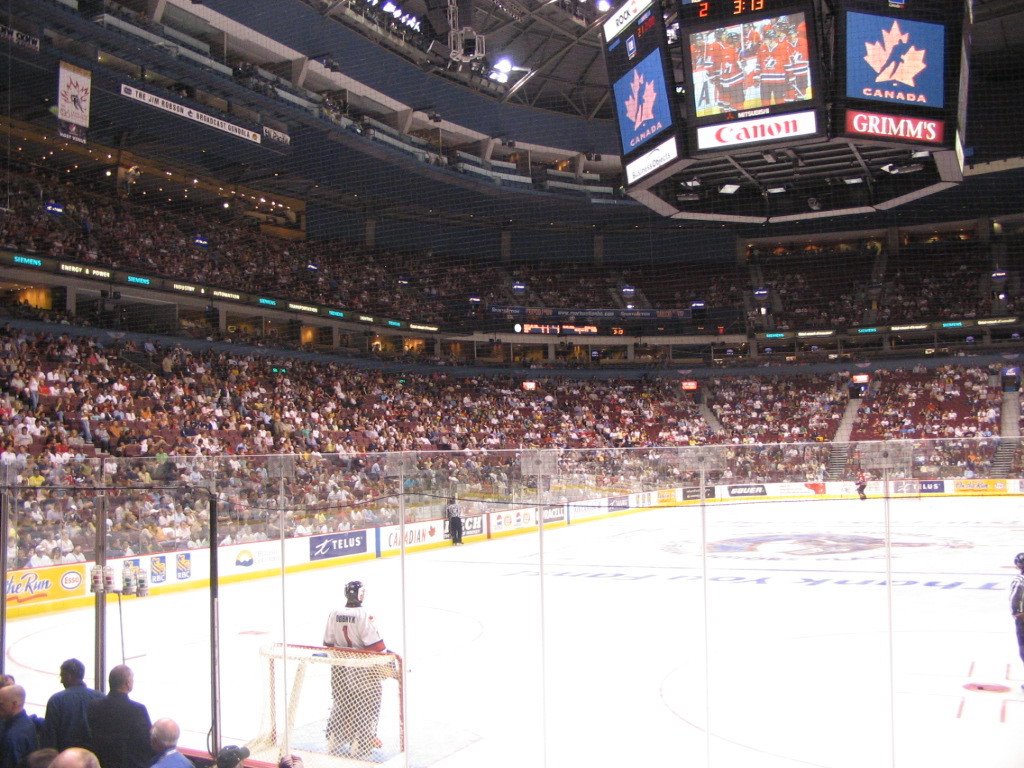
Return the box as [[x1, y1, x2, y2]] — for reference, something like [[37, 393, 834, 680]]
[[446, 496, 463, 546]]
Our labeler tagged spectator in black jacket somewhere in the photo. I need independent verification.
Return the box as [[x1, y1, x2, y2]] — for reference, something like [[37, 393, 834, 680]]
[[86, 665, 154, 768], [43, 659, 104, 752]]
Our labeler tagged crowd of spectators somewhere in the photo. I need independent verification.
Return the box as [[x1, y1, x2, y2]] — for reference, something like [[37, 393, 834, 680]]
[[631, 262, 748, 315], [848, 364, 1001, 442], [4, 161, 1016, 339], [707, 373, 848, 445], [0, 324, 710, 565], [749, 241, 878, 331], [505, 263, 643, 310], [0, 166, 479, 325], [0, 658, 200, 768], [0, 321, 1012, 568], [876, 239, 994, 324]]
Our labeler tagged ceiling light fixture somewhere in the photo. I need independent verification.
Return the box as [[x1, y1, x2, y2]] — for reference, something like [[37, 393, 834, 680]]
[[883, 162, 924, 175]]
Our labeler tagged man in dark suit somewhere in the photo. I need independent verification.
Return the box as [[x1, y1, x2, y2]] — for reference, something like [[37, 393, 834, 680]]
[[86, 665, 154, 768], [43, 658, 104, 751]]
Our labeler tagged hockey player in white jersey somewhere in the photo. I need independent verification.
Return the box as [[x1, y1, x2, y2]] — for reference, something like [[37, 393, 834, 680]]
[[324, 580, 388, 759]]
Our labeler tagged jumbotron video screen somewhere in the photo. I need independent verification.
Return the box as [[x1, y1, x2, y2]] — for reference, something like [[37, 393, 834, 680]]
[[685, 11, 814, 119], [602, 0, 681, 185]]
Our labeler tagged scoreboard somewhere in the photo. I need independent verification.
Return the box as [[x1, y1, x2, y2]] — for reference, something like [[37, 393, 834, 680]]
[[677, 0, 825, 153], [602, 0, 682, 185], [837, 0, 969, 153], [603, 0, 970, 214]]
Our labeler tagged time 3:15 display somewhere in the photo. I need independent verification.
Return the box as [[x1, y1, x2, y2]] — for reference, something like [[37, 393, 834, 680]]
[[682, 0, 768, 23]]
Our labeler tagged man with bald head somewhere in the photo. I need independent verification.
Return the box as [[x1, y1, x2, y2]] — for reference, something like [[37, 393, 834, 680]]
[[50, 748, 101, 768], [86, 665, 154, 768], [150, 718, 194, 768], [0, 684, 40, 768]]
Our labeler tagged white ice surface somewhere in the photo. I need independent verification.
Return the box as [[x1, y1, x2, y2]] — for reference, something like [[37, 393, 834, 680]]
[[6, 494, 1024, 768]]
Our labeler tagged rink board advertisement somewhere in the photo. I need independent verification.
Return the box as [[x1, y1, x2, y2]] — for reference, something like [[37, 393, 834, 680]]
[[7, 476, 1019, 616], [775, 482, 826, 496], [309, 530, 369, 561], [951, 478, 1007, 495], [608, 496, 631, 512], [568, 499, 609, 520], [5, 564, 86, 606], [659, 489, 680, 504], [683, 486, 716, 501], [728, 484, 767, 497], [443, 515, 487, 540], [492, 506, 539, 535], [542, 506, 567, 524]]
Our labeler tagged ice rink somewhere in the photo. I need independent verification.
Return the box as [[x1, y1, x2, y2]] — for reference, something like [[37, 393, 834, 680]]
[[7, 494, 1024, 768]]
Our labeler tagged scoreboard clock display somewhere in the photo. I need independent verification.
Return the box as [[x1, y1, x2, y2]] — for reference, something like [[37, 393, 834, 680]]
[[602, 0, 682, 186], [676, 0, 825, 153], [680, 0, 788, 23]]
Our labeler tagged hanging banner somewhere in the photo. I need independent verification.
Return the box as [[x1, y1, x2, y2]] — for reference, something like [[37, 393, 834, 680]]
[[0, 23, 40, 51], [120, 84, 262, 144], [57, 61, 91, 144], [262, 125, 291, 146]]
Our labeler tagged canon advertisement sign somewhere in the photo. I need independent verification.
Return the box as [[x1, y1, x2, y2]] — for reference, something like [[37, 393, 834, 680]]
[[845, 109, 945, 144], [695, 110, 818, 151]]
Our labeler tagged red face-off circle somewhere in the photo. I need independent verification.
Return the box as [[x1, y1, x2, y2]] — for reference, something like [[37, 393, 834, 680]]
[[963, 683, 1011, 693]]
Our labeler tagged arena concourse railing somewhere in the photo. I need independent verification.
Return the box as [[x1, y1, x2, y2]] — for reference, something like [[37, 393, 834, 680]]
[[2, 437, 1019, 768]]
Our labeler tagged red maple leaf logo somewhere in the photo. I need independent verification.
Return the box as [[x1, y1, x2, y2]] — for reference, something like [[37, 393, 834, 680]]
[[624, 69, 657, 130]]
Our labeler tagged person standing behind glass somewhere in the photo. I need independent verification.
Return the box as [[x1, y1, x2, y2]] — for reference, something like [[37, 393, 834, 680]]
[[446, 496, 462, 545]]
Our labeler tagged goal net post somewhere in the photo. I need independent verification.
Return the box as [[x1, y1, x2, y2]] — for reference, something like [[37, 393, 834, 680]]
[[247, 643, 404, 766]]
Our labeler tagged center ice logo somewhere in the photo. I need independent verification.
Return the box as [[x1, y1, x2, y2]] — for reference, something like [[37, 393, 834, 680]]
[[863, 20, 926, 87], [710, 533, 926, 556]]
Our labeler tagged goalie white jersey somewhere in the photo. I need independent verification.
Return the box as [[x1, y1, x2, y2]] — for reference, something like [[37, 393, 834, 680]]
[[324, 606, 384, 650]]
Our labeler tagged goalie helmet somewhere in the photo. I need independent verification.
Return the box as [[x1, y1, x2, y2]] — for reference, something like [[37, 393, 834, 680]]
[[345, 580, 365, 605], [1015, 553, 1024, 570]]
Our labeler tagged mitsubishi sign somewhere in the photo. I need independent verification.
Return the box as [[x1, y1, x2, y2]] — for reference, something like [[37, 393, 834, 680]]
[[845, 109, 945, 144], [696, 110, 818, 151]]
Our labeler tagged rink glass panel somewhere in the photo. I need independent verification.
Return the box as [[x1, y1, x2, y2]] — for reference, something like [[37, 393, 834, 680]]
[[1, 437, 1011, 768]]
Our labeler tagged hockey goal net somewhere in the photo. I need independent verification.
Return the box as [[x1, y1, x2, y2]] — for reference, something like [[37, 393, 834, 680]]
[[247, 643, 404, 766]]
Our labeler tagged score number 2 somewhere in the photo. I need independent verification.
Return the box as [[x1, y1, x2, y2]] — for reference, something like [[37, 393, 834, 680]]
[[695, 0, 766, 17]]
